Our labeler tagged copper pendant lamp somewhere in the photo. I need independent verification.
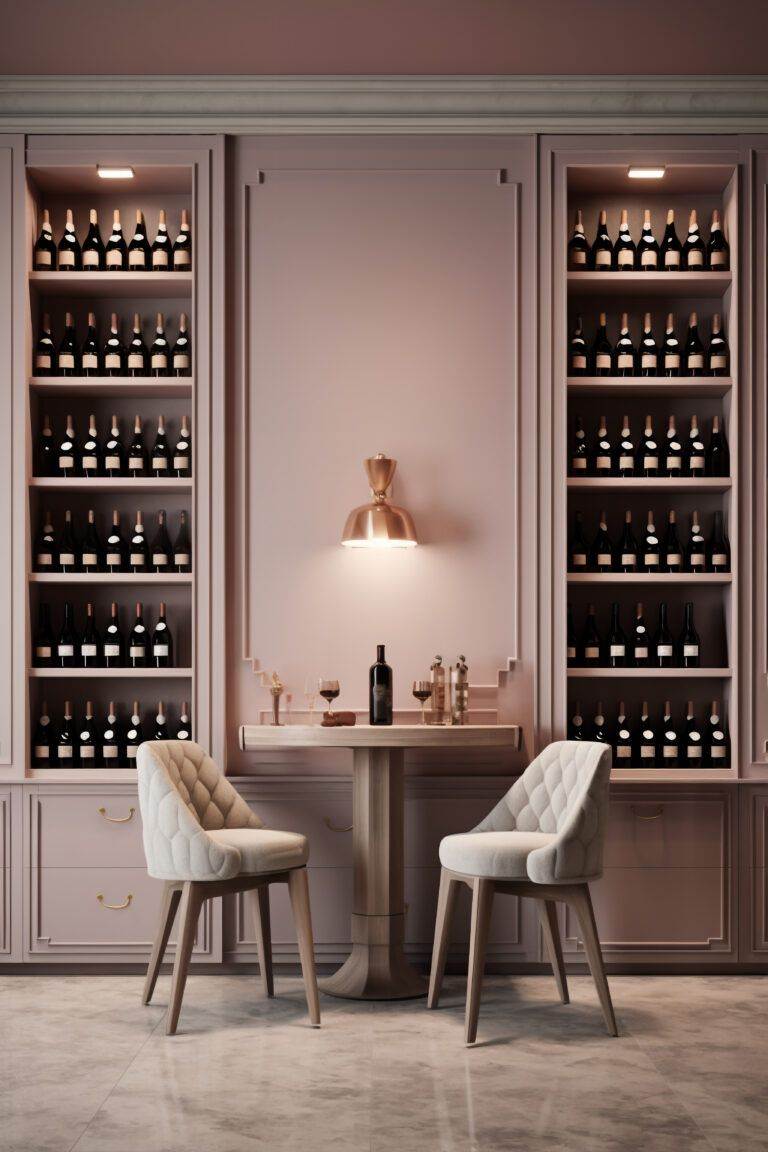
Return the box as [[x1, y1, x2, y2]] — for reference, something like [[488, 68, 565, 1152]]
[[341, 453, 418, 548]]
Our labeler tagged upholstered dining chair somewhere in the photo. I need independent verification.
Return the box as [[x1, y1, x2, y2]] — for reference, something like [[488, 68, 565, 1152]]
[[137, 740, 320, 1035], [428, 740, 616, 1045]]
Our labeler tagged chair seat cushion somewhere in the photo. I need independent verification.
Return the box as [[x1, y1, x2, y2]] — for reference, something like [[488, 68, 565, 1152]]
[[207, 828, 309, 875], [439, 830, 557, 879]]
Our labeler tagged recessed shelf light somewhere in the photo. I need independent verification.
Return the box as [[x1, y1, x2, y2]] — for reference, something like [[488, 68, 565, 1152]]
[[97, 165, 135, 180], [627, 166, 666, 180]]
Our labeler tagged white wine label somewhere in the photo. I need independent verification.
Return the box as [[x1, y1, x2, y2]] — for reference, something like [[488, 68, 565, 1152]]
[[129, 645, 145, 658], [689, 455, 705, 470], [152, 553, 169, 566], [666, 456, 682, 469], [567, 646, 576, 660], [128, 456, 144, 470], [106, 250, 123, 268], [36, 554, 52, 566], [106, 552, 122, 566], [80, 745, 95, 759], [103, 745, 118, 759], [644, 554, 659, 566], [83, 250, 100, 268], [58, 249, 75, 268], [35, 250, 52, 266], [641, 250, 658, 267], [712, 553, 728, 566], [616, 746, 632, 758], [683, 644, 699, 656], [619, 456, 634, 470], [153, 644, 169, 657], [641, 354, 658, 369], [59, 552, 75, 566], [621, 553, 636, 566], [58, 354, 75, 369], [617, 250, 634, 267], [82, 353, 99, 371], [127, 745, 138, 759], [105, 455, 121, 471], [57, 644, 74, 657], [665, 354, 681, 369], [690, 554, 705, 567], [710, 745, 726, 758], [664, 251, 681, 267], [153, 250, 170, 268], [663, 745, 678, 758], [151, 456, 168, 470], [686, 746, 703, 758], [597, 552, 612, 565], [595, 354, 611, 370], [35, 645, 51, 658], [129, 553, 146, 565], [686, 250, 704, 267], [617, 354, 634, 369], [657, 644, 674, 656], [173, 456, 189, 471], [687, 354, 705, 370], [34, 746, 50, 759], [584, 646, 600, 660], [58, 456, 73, 470], [35, 354, 52, 370], [81, 644, 98, 658], [105, 353, 121, 369], [595, 456, 611, 470], [640, 746, 655, 758], [610, 644, 625, 657], [81, 552, 98, 566], [128, 353, 145, 369], [570, 250, 587, 265], [642, 456, 659, 470], [151, 354, 168, 369], [571, 553, 587, 567], [571, 457, 587, 470], [710, 354, 727, 370], [173, 250, 191, 268], [81, 456, 98, 471], [58, 745, 73, 759], [710, 251, 727, 267], [129, 250, 146, 267], [595, 250, 611, 267], [104, 643, 120, 656], [173, 354, 191, 369], [667, 554, 682, 567], [634, 646, 649, 659]]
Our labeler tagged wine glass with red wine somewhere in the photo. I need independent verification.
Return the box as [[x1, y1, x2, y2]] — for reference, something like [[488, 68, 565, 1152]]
[[318, 678, 340, 719], [412, 680, 432, 725]]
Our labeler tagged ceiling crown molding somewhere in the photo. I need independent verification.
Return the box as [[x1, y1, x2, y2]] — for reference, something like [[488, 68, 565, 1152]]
[[2, 75, 768, 133]]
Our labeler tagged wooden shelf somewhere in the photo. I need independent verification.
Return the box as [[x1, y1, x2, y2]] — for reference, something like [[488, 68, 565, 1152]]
[[610, 768, 736, 783], [567, 271, 732, 297], [28, 271, 192, 298], [30, 477, 192, 493], [29, 375, 193, 398], [567, 477, 731, 492], [30, 572, 192, 585], [29, 667, 193, 679], [567, 376, 732, 397], [568, 667, 732, 678], [567, 572, 732, 584]]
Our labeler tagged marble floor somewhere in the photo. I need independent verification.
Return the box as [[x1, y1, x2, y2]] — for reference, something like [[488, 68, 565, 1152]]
[[0, 973, 765, 1152]]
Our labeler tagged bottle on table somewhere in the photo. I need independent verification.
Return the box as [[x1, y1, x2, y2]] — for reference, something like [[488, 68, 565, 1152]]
[[369, 644, 393, 725], [430, 655, 447, 725]]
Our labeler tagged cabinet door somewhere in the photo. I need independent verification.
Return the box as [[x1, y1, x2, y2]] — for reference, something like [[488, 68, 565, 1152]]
[[739, 786, 768, 962]]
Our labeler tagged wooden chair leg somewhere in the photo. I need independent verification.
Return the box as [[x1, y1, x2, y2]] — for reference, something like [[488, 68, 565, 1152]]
[[570, 884, 618, 1037], [288, 868, 321, 1027], [465, 878, 494, 1045], [166, 881, 205, 1036], [536, 898, 569, 1005], [248, 884, 274, 998], [142, 882, 182, 1006], [428, 868, 460, 1009]]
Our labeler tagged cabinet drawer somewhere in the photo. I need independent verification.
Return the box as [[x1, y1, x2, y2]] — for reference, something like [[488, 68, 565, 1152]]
[[605, 795, 728, 870], [31, 789, 144, 870]]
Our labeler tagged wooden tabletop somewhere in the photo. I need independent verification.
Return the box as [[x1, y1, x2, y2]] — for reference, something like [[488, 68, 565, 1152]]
[[239, 723, 522, 751]]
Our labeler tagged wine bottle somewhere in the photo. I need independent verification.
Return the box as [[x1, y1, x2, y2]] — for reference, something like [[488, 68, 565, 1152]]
[[707, 509, 731, 572], [150, 414, 171, 476], [705, 700, 730, 766], [592, 415, 613, 476], [80, 509, 103, 571], [81, 312, 101, 375], [34, 509, 56, 571], [590, 209, 612, 271], [567, 209, 589, 269], [35, 314, 55, 376], [638, 415, 659, 477], [57, 510, 78, 573], [637, 209, 660, 270], [638, 701, 657, 766], [128, 210, 151, 271], [707, 209, 730, 270], [57, 414, 79, 477], [172, 416, 192, 477], [683, 311, 705, 375], [127, 313, 149, 376], [104, 414, 126, 477], [592, 312, 612, 376], [129, 511, 150, 573], [33, 209, 57, 270], [101, 701, 123, 767], [616, 510, 638, 571], [613, 209, 636, 270], [173, 510, 192, 573], [639, 313, 659, 375], [567, 510, 589, 571], [78, 701, 97, 767], [631, 601, 650, 667], [614, 313, 636, 375], [707, 313, 729, 376], [152, 210, 172, 270], [105, 511, 127, 573], [57, 312, 79, 376], [105, 209, 128, 271], [153, 701, 170, 741], [172, 312, 192, 376], [103, 602, 124, 668], [568, 315, 588, 376], [33, 602, 55, 668], [80, 604, 100, 668], [662, 313, 681, 376], [103, 312, 126, 376], [80, 416, 102, 478], [369, 643, 393, 725], [82, 208, 106, 271], [570, 414, 589, 474], [125, 701, 143, 764], [660, 209, 682, 271], [682, 209, 706, 270], [127, 416, 148, 477], [664, 415, 683, 476], [150, 313, 170, 376], [57, 209, 81, 271], [706, 415, 730, 477], [58, 701, 77, 766], [591, 701, 610, 744], [172, 209, 192, 270], [33, 701, 56, 768], [679, 601, 701, 668], [661, 700, 679, 767], [662, 509, 683, 572], [683, 702, 703, 766], [568, 699, 585, 740], [685, 510, 706, 572], [684, 415, 706, 477], [150, 509, 173, 572], [581, 603, 602, 665], [57, 602, 78, 668], [152, 602, 173, 668], [591, 512, 614, 573], [607, 602, 627, 668], [654, 602, 674, 668], [616, 416, 635, 477], [176, 701, 192, 741], [38, 414, 55, 475], [567, 603, 577, 667], [614, 701, 633, 765], [128, 603, 150, 668]]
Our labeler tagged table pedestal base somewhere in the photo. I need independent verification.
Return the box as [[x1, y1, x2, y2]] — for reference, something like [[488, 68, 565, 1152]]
[[321, 913, 426, 1000]]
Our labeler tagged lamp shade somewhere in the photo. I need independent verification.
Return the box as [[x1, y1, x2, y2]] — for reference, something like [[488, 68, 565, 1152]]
[[341, 454, 418, 548]]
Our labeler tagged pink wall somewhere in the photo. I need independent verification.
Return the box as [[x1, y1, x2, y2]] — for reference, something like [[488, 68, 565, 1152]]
[[2, 0, 766, 76]]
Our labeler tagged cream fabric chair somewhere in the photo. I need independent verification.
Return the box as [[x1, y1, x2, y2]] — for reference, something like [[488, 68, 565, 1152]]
[[137, 740, 320, 1035], [428, 740, 616, 1044]]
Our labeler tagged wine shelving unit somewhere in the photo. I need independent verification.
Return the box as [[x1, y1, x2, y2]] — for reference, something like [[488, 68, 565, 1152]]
[[20, 151, 211, 781], [558, 158, 740, 782]]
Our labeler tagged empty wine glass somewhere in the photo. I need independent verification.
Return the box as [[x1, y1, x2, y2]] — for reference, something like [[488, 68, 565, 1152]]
[[304, 677, 318, 722], [318, 678, 340, 718], [412, 680, 432, 725]]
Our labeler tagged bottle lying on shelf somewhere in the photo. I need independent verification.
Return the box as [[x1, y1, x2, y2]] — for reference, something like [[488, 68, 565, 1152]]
[[568, 508, 730, 574], [568, 697, 730, 768], [32, 697, 193, 769], [32, 207, 191, 272], [568, 599, 703, 668], [566, 207, 729, 272], [569, 412, 729, 477]]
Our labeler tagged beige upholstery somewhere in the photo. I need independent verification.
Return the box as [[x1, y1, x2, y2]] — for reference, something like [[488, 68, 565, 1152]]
[[137, 741, 308, 882], [439, 741, 612, 883]]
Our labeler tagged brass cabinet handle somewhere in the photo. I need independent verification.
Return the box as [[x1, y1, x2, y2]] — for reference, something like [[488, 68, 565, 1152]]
[[97, 893, 133, 910], [323, 817, 353, 833], [631, 805, 664, 821], [97, 806, 135, 823]]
